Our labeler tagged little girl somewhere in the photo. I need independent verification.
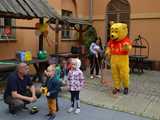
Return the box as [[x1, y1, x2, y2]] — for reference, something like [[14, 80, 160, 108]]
[[67, 58, 85, 114]]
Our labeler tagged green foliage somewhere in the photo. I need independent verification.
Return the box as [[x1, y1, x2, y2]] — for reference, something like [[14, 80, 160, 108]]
[[83, 26, 98, 50]]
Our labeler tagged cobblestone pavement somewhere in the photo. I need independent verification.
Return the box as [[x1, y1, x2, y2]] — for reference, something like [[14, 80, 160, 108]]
[[76, 69, 160, 120], [0, 68, 160, 120], [0, 97, 149, 120]]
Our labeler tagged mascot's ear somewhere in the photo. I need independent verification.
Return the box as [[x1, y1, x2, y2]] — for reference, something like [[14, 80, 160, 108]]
[[122, 23, 127, 30], [122, 23, 128, 35]]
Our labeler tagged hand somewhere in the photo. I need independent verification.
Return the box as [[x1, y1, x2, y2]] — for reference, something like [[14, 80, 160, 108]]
[[123, 44, 130, 51], [28, 97, 37, 103], [95, 48, 99, 52], [44, 70, 49, 76], [47, 92, 50, 97], [32, 95, 37, 101], [62, 80, 67, 85], [40, 87, 48, 96], [95, 53, 98, 58], [61, 86, 68, 91]]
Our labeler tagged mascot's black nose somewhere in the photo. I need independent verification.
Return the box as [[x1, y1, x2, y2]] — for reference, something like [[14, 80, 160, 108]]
[[111, 35, 114, 38]]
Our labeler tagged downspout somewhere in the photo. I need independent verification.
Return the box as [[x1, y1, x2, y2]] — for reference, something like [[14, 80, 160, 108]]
[[89, 0, 93, 24], [72, 0, 78, 17]]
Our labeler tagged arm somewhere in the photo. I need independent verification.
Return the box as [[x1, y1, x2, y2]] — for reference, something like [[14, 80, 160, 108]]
[[105, 47, 111, 57], [12, 91, 35, 102], [89, 43, 96, 55], [29, 85, 36, 98], [105, 41, 111, 57], [8, 74, 35, 102], [122, 38, 132, 51], [79, 71, 85, 88]]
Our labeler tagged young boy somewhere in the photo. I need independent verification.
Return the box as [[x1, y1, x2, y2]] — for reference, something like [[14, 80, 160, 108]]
[[43, 65, 62, 120]]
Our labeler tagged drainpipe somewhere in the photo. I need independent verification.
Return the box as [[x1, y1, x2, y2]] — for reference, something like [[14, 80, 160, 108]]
[[89, 0, 93, 24]]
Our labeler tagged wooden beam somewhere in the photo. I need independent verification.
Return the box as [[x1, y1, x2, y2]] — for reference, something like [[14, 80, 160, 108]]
[[55, 19, 59, 54], [0, 25, 36, 30], [39, 18, 44, 51]]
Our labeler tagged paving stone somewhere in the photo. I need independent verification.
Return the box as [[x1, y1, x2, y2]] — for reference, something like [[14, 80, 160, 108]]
[[143, 96, 160, 120], [81, 69, 160, 120]]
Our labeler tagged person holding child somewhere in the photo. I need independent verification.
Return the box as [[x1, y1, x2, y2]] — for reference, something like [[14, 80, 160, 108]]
[[67, 58, 85, 114], [89, 37, 103, 79]]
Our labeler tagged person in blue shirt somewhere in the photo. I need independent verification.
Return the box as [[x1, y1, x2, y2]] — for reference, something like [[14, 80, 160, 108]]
[[3, 63, 41, 114]]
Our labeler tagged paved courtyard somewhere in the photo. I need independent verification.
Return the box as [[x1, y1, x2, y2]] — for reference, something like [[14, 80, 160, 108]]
[[72, 69, 160, 120], [0, 68, 160, 120], [0, 97, 149, 120]]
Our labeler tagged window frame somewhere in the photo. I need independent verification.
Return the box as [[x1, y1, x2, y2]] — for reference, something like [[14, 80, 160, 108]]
[[61, 10, 72, 39], [0, 18, 16, 41]]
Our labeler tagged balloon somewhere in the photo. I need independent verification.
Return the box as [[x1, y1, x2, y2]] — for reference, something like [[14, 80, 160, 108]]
[[37, 50, 48, 60], [40, 23, 48, 32]]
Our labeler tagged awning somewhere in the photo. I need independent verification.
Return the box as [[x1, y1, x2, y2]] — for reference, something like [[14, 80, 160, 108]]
[[62, 16, 91, 26], [0, 0, 59, 19], [48, 16, 91, 26]]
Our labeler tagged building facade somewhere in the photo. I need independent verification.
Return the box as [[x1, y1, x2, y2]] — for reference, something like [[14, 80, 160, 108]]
[[0, 0, 160, 68]]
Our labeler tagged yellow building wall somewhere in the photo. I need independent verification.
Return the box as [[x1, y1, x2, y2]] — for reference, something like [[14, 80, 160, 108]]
[[91, 0, 160, 61], [0, 19, 38, 59], [0, 0, 85, 60], [1, 0, 160, 62]]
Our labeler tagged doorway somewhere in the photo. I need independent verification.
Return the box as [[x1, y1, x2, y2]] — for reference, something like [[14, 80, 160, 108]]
[[105, 0, 130, 41]]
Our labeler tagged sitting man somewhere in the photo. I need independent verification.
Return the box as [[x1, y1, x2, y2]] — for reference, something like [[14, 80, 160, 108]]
[[3, 62, 41, 114]]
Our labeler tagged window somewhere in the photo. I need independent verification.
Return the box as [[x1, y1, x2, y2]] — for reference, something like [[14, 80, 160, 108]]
[[0, 18, 16, 41], [62, 10, 72, 39]]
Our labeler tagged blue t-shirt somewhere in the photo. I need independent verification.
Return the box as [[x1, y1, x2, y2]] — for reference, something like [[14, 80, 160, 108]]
[[4, 72, 33, 98]]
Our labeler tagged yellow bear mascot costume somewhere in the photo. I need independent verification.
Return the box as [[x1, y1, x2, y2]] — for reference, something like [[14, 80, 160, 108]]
[[106, 23, 132, 95]]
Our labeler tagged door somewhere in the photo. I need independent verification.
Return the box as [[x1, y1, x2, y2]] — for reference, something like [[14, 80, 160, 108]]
[[105, 0, 130, 41]]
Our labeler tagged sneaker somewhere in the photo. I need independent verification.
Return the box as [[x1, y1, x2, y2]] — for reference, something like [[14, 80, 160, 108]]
[[9, 105, 16, 115], [123, 88, 129, 95], [21, 105, 29, 112], [9, 109, 16, 115], [95, 75, 101, 78], [48, 113, 56, 120], [75, 108, 80, 114], [45, 113, 53, 117], [68, 107, 74, 113], [90, 75, 94, 79], [112, 88, 120, 95]]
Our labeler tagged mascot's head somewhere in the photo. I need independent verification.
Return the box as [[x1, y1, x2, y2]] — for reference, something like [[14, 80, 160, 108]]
[[110, 23, 128, 41]]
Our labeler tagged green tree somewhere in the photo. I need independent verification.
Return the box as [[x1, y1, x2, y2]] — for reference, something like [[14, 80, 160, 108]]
[[83, 26, 98, 50]]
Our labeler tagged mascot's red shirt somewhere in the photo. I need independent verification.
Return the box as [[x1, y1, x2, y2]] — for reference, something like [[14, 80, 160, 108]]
[[107, 37, 132, 55]]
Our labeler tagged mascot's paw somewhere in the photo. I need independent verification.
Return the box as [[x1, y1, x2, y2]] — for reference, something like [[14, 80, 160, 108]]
[[123, 88, 128, 95], [112, 88, 120, 95]]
